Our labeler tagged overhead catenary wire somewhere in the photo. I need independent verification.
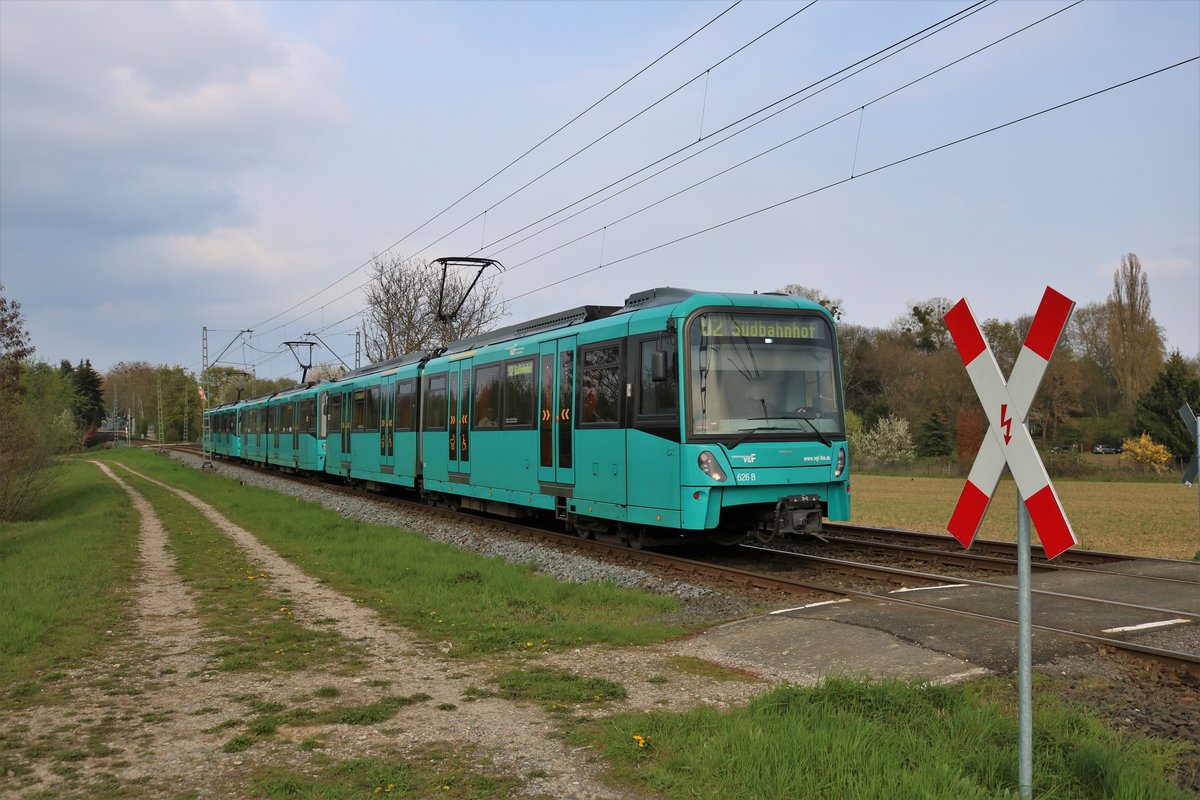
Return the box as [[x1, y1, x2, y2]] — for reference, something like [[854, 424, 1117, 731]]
[[471, 0, 993, 261], [270, 1, 994, 341], [403, 1, 820, 261], [505, 55, 1200, 303], [498, 0, 1079, 274], [245, 0, 744, 334]]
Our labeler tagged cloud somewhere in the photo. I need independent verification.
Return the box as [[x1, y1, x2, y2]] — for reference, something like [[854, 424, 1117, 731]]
[[0, 0, 345, 239]]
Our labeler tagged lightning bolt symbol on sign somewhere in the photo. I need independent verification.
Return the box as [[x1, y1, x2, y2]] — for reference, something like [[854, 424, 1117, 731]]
[[1000, 403, 1013, 445]]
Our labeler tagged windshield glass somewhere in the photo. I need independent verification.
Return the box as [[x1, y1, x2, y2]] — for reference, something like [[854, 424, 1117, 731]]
[[686, 311, 843, 440]]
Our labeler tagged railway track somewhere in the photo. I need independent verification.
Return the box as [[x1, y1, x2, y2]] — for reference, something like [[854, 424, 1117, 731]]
[[157, 444, 1200, 675]]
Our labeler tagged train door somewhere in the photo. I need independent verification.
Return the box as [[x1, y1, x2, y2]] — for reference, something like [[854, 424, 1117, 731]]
[[379, 374, 395, 473], [448, 361, 471, 477], [291, 400, 300, 457], [537, 336, 576, 486], [342, 390, 353, 459]]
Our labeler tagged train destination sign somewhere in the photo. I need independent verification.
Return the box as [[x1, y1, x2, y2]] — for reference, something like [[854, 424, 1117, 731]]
[[944, 287, 1078, 560], [695, 315, 827, 340]]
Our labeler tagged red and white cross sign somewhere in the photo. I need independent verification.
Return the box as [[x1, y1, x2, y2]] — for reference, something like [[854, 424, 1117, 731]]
[[944, 287, 1079, 560]]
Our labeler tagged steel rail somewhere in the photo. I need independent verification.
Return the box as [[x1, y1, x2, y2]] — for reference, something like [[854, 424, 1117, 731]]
[[823, 522, 1194, 566], [787, 535, 1200, 587], [545, 538, 1200, 675], [739, 544, 1200, 620]]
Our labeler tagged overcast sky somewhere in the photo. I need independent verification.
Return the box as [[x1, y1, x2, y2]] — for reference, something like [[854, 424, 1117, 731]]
[[2, 0, 1197, 380]]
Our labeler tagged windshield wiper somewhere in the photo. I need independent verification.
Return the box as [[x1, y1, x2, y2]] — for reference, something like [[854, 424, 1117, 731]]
[[795, 416, 831, 447], [731, 426, 792, 448], [732, 418, 831, 448]]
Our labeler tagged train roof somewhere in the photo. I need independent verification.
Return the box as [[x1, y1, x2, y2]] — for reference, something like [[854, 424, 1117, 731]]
[[332, 286, 831, 377], [338, 349, 429, 381]]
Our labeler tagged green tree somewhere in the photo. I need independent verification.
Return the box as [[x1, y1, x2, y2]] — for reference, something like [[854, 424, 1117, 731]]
[[917, 409, 953, 458], [157, 365, 202, 442], [1, 284, 34, 397], [71, 359, 106, 436], [1133, 351, 1199, 463], [0, 288, 76, 519]]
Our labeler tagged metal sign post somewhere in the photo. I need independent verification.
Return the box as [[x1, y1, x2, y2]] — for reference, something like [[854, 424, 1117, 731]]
[[1180, 403, 1198, 530], [943, 287, 1078, 800]]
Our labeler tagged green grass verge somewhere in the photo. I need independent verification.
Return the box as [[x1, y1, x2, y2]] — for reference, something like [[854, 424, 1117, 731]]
[[114, 471, 368, 674], [486, 665, 627, 712], [101, 449, 687, 656], [572, 677, 1190, 800], [248, 749, 523, 800], [0, 460, 139, 704]]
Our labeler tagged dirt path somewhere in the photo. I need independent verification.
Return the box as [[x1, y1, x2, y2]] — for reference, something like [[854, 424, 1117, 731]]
[[3, 461, 772, 799]]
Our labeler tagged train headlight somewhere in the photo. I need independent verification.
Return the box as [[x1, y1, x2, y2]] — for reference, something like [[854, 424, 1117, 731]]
[[698, 450, 727, 482], [834, 447, 846, 478]]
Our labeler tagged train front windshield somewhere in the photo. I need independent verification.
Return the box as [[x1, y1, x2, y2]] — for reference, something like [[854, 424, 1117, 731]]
[[686, 311, 843, 440]]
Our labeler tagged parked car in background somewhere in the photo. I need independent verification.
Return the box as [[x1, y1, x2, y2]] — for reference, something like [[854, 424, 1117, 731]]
[[1092, 443, 1122, 454]]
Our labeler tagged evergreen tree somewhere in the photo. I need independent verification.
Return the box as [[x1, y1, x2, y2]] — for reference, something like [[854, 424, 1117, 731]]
[[917, 409, 953, 457], [71, 359, 106, 432], [1133, 352, 1199, 461]]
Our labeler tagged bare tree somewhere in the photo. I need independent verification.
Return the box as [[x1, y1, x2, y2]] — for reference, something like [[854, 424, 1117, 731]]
[[892, 297, 955, 353], [1066, 301, 1112, 371], [1107, 253, 1164, 410], [360, 254, 506, 363], [308, 363, 345, 382], [774, 283, 843, 320]]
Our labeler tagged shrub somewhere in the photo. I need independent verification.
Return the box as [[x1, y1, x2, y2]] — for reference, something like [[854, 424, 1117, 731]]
[[1121, 433, 1172, 474], [855, 414, 916, 465]]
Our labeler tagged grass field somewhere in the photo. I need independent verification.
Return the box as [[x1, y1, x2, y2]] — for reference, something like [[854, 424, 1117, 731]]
[[575, 678, 1190, 800], [2, 452, 1192, 798], [0, 460, 138, 701], [850, 474, 1199, 560]]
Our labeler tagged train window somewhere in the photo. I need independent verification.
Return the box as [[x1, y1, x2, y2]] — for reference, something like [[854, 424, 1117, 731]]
[[396, 380, 415, 430], [352, 389, 366, 431], [472, 365, 500, 429], [365, 386, 380, 432], [328, 393, 342, 436], [424, 374, 448, 430], [559, 351, 573, 467], [580, 343, 622, 426], [503, 359, 535, 427], [319, 393, 329, 438], [301, 398, 316, 434], [638, 338, 678, 417], [282, 402, 294, 434]]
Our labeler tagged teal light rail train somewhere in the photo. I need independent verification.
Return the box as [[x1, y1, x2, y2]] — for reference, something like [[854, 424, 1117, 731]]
[[204, 286, 850, 547]]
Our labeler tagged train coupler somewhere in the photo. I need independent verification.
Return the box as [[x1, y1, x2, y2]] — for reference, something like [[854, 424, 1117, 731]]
[[772, 494, 824, 537]]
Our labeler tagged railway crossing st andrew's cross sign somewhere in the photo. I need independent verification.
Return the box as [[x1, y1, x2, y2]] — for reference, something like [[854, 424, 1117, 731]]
[[943, 287, 1079, 560]]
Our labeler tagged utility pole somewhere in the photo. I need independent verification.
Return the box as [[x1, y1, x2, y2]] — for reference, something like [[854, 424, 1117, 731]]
[[156, 370, 165, 445]]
